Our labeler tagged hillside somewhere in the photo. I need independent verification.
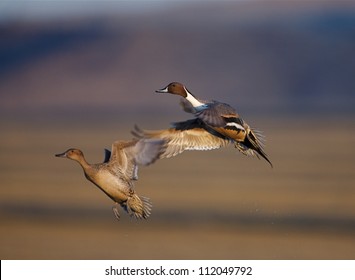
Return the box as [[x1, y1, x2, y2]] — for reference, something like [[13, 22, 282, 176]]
[[1, 0, 354, 116]]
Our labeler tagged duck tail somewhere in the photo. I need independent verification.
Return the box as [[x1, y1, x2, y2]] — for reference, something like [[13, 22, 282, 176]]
[[236, 127, 273, 168], [124, 194, 152, 219]]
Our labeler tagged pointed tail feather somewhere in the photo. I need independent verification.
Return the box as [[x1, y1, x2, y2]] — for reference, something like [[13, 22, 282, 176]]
[[235, 127, 272, 168], [245, 129, 273, 167]]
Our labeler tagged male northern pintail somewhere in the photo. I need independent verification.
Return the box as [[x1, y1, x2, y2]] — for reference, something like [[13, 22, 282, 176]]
[[134, 82, 272, 167], [55, 139, 165, 220]]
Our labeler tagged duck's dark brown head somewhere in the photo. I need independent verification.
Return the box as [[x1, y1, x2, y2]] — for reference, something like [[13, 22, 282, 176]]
[[155, 82, 189, 98]]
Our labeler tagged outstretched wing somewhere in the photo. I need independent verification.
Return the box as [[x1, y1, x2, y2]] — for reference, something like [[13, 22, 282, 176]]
[[132, 118, 231, 158], [127, 139, 166, 166], [109, 139, 165, 181]]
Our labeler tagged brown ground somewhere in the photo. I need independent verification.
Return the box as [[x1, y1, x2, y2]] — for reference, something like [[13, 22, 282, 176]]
[[1, 116, 354, 259]]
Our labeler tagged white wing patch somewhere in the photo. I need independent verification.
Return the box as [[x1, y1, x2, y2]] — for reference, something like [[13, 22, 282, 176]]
[[226, 122, 245, 131]]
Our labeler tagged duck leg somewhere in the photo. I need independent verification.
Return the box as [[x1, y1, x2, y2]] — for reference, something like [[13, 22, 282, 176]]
[[112, 203, 121, 221]]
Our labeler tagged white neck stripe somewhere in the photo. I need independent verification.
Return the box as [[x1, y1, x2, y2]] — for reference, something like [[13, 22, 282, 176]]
[[184, 89, 206, 108]]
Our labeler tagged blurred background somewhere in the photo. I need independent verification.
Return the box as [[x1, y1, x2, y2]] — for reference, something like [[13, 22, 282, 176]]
[[1, 0, 355, 259]]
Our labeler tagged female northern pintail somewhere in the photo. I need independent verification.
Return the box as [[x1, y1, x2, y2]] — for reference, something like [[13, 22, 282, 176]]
[[55, 139, 165, 220], [134, 82, 272, 167]]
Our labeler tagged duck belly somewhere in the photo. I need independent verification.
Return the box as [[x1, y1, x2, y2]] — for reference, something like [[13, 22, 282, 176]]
[[93, 172, 131, 203]]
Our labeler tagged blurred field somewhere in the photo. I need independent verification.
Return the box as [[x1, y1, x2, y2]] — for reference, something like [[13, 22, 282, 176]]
[[1, 114, 354, 259]]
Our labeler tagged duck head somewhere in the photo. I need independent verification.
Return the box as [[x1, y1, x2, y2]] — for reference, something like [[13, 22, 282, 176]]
[[155, 82, 206, 109], [155, 82, 189, 98], [55, 148, 84, 162]]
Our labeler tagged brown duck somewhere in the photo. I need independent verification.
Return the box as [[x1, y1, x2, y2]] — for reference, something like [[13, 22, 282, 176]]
[[55, 139, 166, 220]]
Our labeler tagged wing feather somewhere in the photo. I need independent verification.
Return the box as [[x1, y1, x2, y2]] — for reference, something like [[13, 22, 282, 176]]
[[196, 102, 239, 127], [109, 139, 165, 181], [132, 119, 231, 158]]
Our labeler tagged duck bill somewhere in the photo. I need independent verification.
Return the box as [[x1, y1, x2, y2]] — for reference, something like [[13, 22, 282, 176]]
[[55, 152, 67, 158], [155, 87, 168, 94]]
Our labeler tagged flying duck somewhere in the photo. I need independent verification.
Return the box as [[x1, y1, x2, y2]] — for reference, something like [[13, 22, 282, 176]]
[[55, 139, 166, 220], [134, 82, 272, 167]]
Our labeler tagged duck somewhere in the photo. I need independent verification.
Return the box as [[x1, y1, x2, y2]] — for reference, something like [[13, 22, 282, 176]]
[[134, 82, 272, 167], [55, 138, 166, 220]]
